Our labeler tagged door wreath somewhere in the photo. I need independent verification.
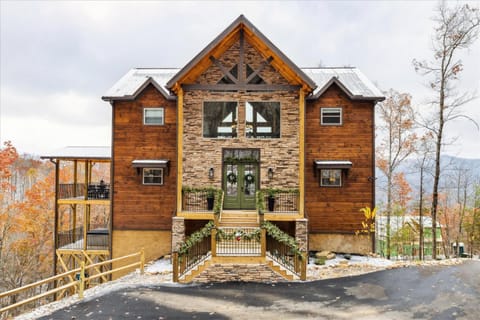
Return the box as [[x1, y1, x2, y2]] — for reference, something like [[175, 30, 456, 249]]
[[244, 173, 255, 185], [227, 172, 237, 184]]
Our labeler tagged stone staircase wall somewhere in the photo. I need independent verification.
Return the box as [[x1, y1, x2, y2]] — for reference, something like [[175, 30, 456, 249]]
[[193, 262, 287, 283]]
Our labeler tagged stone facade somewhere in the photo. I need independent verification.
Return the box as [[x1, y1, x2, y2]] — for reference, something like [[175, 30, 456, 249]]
[[171, 217, 185, 252], [295, 218, 308, 252], [182, 40, 301, 190], [194, 263, 287, 283]]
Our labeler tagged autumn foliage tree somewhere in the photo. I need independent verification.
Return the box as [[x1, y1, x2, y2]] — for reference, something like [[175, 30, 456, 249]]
[[0, 141, 55, 292], [413, 2, 480, 259], [376, 90, 417, 259]]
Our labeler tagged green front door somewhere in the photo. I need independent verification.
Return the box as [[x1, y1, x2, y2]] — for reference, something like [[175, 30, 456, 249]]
[[223, 163, 258, 209]]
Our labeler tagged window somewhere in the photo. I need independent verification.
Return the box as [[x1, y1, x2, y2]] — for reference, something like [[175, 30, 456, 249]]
[[321, 108, 342, 125], [203, 102, 238, 138], [144, 108, 164, 125], [246, 102, 280, 138], [320, 169, 342, 187], [143, 168, 163, 185]]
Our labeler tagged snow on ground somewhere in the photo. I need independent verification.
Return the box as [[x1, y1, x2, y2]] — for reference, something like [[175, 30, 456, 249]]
[[15, 255, 470, 319]]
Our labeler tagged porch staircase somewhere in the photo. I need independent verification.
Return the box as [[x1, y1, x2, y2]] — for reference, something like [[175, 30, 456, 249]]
[[179, 256, 297, 283], [174, 210, 302, 283], [218, 210, 259, 227]]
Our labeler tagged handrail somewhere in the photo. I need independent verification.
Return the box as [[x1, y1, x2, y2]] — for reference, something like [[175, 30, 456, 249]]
[[262, 221, 306, 280], [0, 249, 144, 318], [173, 221, 214, 282]]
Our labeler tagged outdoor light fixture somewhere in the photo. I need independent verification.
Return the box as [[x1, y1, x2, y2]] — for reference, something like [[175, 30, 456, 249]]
[[209, 167, 214, 179], [268, 167, 274, 179]]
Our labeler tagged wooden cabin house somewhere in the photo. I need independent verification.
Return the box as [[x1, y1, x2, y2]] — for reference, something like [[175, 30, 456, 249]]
[[48, 15, 384, 282]]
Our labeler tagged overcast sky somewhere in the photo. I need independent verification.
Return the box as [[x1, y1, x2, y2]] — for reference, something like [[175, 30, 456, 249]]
[[1, 0, 479, 158]]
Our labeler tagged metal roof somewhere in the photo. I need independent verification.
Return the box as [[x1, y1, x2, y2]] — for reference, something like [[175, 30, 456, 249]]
[[103, 67, 383, 101], [303, 67, 384, 101], [102, 68, 179, 101], [131, 159, 169, 168], [40, 146, 111, 161], [314, 160, 353, 169]]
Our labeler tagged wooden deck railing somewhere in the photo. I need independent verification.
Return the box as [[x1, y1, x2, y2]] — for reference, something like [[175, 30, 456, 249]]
[[181, 187, 222, 213], [257, 189, 299, 214], [0, 250, 144, 319], [58, 183, 110, 200], [215, 227, 262, 256], [57, 226, 109, 250]]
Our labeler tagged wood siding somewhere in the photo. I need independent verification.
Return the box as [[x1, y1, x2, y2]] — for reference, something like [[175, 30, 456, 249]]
[[112, 85, 177, 230], [305, 84, 375, 234]]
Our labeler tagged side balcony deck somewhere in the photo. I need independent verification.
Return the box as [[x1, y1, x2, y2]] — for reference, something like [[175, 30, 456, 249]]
[[58, 183, 111, 204], [57, 226, 110, 254]]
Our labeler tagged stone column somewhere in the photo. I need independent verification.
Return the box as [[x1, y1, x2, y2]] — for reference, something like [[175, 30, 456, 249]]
[[295, 218, 308, 252], [171, 217, 185, 252]]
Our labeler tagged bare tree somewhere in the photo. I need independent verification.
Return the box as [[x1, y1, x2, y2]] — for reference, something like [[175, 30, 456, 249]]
[[414, 132, 435, 260], [413, 2, 480, 259], [376, 90, 417, 259]]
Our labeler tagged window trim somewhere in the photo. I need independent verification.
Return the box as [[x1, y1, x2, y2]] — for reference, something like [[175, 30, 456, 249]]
[[144, 107, 165, 126], [142, 168, 164, 185], [202, 101, 239, 139], [321, 107, 342, 126], [319, 169, 342, 187], [245, 101, 281, 139]]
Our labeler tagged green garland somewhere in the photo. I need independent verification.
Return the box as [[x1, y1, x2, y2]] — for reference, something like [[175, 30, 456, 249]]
[[256, 190, 265, 214], [261, 221, 304, 260], [213, 189, 223, 215], [216, 228, 261, 242], [177, 221, 215, 256]]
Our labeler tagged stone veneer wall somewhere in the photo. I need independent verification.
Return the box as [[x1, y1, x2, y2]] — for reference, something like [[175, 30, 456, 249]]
[[182, 38, 300, 190], [295, 219, 308, 252], [182, 90, 300, 189], [171, 217, 185, 252], [194, 263, 286, 283]]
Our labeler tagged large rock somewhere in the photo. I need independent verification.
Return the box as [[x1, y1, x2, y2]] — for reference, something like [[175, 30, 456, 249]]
[[315, 251, 336, 260]]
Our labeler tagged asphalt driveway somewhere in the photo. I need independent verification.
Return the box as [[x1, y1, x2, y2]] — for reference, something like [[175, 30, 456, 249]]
[[38, 260, 480, 320]]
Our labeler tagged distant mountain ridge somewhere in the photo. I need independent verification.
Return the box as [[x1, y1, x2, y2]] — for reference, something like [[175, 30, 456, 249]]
[[376, 155, 480, 205]]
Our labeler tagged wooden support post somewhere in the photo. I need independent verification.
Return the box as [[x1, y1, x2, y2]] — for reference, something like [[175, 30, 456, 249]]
[[140, 248, 145, 275], [300, 252, 307, 281], [261, 229, 266, 257], [299, 88, 305, 218], [79, 261, 85, 299], [176, 87, 184, 214], [211, 229, 217, 257], [172, 252, 179, 283]]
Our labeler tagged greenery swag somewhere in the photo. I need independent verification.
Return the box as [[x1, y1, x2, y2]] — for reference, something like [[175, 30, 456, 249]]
[[261, 221, 304, 260], [177, 221, 215, 256], [216, 228, 261, 242]]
